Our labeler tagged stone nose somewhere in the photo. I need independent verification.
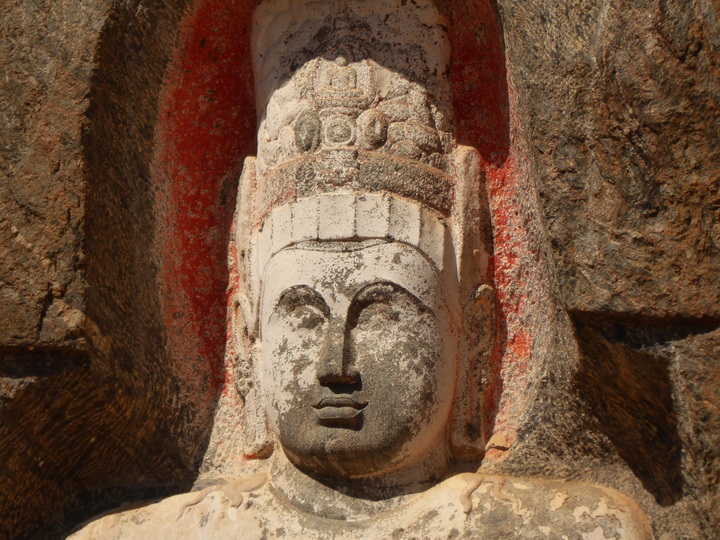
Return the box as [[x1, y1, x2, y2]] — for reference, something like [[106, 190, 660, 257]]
[[317, 318, 359, 385]]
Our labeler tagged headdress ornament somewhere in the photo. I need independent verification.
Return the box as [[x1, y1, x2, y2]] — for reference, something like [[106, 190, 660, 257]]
[[235, 0, 494, 459]]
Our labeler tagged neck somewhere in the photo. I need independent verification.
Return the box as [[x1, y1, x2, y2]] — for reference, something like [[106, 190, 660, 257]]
[[268, 443, 450, 521]]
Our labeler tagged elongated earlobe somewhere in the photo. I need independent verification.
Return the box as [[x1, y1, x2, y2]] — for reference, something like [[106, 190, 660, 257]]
[[450, 284, 497, 460], [242, 343, 273, 459], [465, 285, 496, 354], [230, 294, 273, 460]]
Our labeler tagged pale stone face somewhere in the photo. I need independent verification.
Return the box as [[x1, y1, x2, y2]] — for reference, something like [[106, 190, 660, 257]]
[[260, 240, 458, 477]]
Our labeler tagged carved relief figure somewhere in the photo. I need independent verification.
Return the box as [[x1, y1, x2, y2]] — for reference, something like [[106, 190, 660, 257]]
[[69, 0, 653, 537]]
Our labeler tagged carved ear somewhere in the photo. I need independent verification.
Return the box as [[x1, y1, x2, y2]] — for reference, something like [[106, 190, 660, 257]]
[[450, 284, 497, 460], [242, 342, 273, 459], [231, 158, 272, 458], [234, 156, 260, 334], [230, 294, 272, 459]]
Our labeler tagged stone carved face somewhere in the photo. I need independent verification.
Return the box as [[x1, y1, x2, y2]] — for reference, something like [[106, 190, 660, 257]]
[[259, 240, 458, 478]]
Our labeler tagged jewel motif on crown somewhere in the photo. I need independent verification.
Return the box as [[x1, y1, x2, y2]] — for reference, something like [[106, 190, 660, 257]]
[[254, 41, 456, 223]]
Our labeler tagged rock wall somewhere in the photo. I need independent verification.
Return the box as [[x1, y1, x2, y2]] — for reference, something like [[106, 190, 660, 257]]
[[1, 0, 717, 538], [1, 2, 200, 537], [498, 1, 719, 537]]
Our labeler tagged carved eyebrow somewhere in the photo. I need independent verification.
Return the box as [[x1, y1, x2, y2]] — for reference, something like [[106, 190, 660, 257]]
[[352, 282, 400, 306], [275, 285, 329, 317], [346, 283, 398, 330], [352, 281, 433, 314], [348, 282, 433, 330]]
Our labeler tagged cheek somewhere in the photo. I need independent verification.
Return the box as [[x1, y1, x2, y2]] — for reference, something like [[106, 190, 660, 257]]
[[264, 328, 323, 403], [351, 310, 445, 402]]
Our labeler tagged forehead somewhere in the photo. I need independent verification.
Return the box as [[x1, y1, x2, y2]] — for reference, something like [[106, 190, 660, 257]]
[[260, 241, 454, 318]]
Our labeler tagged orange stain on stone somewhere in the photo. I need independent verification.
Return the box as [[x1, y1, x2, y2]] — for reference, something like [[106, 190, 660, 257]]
[[153, 0, 538, 444], [155, 0, 256, 391]]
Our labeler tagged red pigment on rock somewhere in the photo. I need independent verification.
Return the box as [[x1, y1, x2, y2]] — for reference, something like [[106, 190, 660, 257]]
[[153, 0, 540, 450], [450, 0, 509, 167], [155, 0, 256, 393], [482, 80, 543, 452], [451, 0, 534, 443], [483, 157, 535, 446]]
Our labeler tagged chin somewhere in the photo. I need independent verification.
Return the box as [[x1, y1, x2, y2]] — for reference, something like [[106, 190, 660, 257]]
[[278, 423, 441, 479]]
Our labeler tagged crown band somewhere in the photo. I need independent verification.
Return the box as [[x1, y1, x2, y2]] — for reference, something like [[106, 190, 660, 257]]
[[254, 150, 454, 225], [252, 191, 452, 297]]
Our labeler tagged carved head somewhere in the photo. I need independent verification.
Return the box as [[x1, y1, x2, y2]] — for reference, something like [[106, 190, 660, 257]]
[[260, 238, 457, 476], [232, 0, 495, 479]]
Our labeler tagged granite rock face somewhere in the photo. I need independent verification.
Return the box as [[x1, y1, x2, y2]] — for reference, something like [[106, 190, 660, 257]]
[[1, 2, 202, 538], [1, 0, 718, 538], [498, 1, 719, 537], [502, 0, 720, 319]]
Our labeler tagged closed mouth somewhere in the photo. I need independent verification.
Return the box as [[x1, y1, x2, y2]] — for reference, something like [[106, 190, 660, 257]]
[[313, 396, 368, 410], [313, 396, 367, 428]]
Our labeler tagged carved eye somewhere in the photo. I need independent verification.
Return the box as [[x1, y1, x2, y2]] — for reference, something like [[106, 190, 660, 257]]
[[349, 283, 404, 330], [287, 304, 326, 330], [275, 286, 328, 331], [355, 302, 399, 330]]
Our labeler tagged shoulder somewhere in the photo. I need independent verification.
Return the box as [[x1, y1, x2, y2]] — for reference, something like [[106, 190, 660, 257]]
[[67, 473, 270, 540], [439, 473, 654, 540]]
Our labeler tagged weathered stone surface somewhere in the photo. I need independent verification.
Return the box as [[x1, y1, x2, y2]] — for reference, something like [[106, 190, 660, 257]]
[[496, 2, 720, 537], [2, 2, 108, 537], [1, 2, 100, 348], [1, 2, 206, 538], [501, 0, 720, 319], [1, 0, 717, 539], [68, 473, 653, 539]]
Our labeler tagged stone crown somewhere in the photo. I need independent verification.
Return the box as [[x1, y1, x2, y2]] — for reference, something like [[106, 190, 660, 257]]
[[254, 50, 456, 223]]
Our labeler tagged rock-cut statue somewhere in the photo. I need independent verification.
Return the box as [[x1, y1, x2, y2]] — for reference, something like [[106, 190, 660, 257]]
[[70, 0, 654, 538]]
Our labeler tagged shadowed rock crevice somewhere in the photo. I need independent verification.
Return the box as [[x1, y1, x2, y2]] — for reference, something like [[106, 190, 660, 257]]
[[0, 346, 193, 539], [0, 346, 90, 379], [571, 313, 720, 537], [572, 311, 720, 349], [573, 318, 683, 506], [574, 313, 719, 506]]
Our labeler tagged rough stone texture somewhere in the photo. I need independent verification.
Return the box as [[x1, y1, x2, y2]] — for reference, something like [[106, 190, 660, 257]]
[[1, 2, 204, 538], [1, 0, 718, 539], [67, 473, 653, 540], [501, 0, 720, 319], [1, 2, 96, 351], [496, 1, 720, 538]]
